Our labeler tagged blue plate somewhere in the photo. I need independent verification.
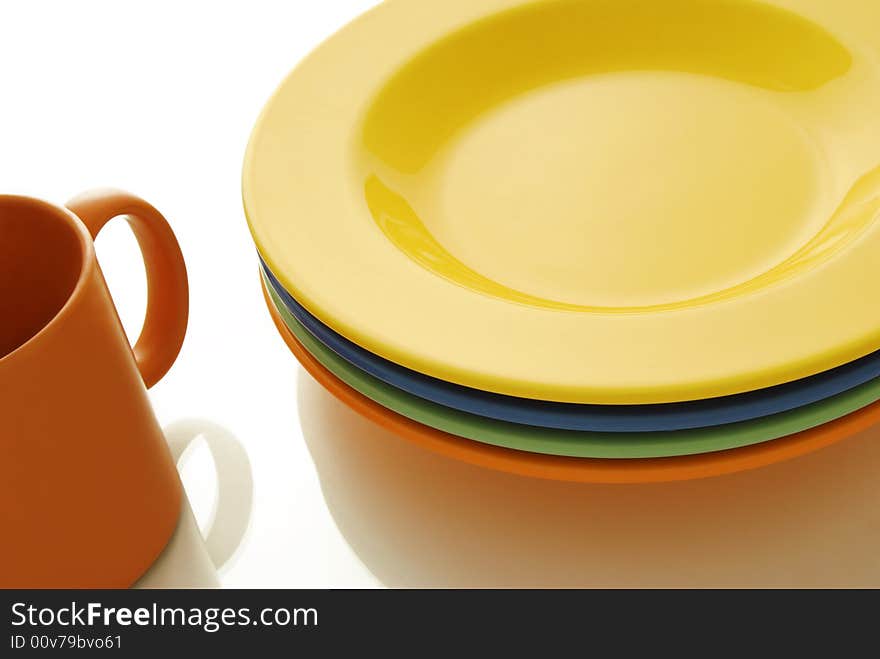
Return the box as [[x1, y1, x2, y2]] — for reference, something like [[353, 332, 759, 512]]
[[261, 259, 880, 432]]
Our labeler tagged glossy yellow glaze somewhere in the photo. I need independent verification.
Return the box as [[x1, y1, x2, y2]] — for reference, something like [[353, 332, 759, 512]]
[[245, 0, 880, 404]]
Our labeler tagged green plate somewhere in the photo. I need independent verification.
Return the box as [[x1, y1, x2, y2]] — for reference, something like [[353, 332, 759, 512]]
[[265, 273, 880, 459]]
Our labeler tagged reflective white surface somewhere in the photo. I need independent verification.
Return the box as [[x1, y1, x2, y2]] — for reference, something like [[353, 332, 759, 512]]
[[3, 0, 880, 588], [137, 420, 252, 589], [299, 371, 880, 587], [136, 494, 221, 590]]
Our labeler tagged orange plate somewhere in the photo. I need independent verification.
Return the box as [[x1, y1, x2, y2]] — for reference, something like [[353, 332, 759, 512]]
[[262, 279, 880, 484]]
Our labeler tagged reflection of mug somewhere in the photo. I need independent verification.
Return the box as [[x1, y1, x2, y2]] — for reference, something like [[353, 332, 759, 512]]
[[0, 190, 189, 588], [137, 420, 253, 589]]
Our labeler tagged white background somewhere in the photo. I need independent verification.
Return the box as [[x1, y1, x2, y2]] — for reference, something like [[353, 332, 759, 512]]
[[5, 0, 880, 588]]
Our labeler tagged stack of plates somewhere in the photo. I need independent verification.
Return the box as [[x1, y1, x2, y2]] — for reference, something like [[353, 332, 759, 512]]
[[244, 0, 880, 483]]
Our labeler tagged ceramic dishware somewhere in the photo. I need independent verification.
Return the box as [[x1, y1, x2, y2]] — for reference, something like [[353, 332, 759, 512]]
[[0, 190, 188, 588], [245, 0, 880, 405], [264, 273, 880, 458], [263, 260, 880, 432], [263, 278, 880, 483]]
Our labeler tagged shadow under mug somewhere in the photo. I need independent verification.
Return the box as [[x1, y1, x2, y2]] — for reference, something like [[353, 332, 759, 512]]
[[136, 420, 254, 589], [0, 190, 189, 588]]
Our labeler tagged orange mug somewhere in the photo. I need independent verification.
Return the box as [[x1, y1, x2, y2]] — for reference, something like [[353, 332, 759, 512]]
[[0, 190, 189, 588]]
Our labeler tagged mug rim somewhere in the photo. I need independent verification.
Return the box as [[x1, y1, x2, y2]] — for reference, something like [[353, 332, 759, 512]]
[[0, 194, 97, 366]]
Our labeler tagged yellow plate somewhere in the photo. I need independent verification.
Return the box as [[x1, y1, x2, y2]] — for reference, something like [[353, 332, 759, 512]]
[[244, 0, 880, 405]]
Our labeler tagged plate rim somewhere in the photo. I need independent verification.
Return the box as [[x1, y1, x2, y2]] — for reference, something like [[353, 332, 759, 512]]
[[262, 258, 880, 432], [263, 271, 880, 459], [262, 276, 880, 483], [244, 0, 880, 404]]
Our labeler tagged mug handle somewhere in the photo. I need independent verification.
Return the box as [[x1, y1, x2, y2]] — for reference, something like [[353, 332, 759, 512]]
[[66, 189, 189, 388], [163, 420, 253, 570]]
